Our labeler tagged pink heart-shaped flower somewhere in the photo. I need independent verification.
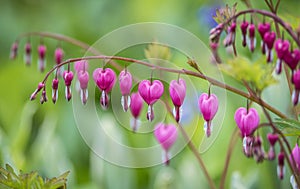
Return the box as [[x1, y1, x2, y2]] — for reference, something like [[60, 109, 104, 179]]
[[154, 123, 178, 151], [234, 107, 260, 137], [263, 31, 276, 49], [198, 93, 218, 121], [93, 68, 116, 92], [285, 49, 300, 70], [169, 79, 186, 107], [138, 80, 164, 105], [78, 70, 89, 89], [119, 70, 132, 96], [130, 92, 144, 118], [258, 23, 270, 38], [275, 39, 290, 59]]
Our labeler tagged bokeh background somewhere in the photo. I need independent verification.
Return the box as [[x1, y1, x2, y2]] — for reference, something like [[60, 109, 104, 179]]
[[0, 0, 300, 188]]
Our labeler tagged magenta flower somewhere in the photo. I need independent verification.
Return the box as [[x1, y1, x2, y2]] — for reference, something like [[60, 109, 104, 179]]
[[275, 39, 290, 74], [284, 49, 300, 73], [93, 68, 116, 109], [234, 107, 260, 137], [223, 22, 236, 47], [258, 22, 271, 54], [169, 78, 186, 122], [119, 70, 132, 112], [292, 69, 300, 105], [38, 45, 47, 72], [138, 80, 164, 121], [54, 47, 64, 65], [10, 41, 18, 60], [74, 60, 89, 73], [129, 92, 144, 132], [290, 144, 300, 174], [78, 70, 89, 105], [267, 133, 279, 160], [263, 31, 276, 62], [240, 20, 249, 47], [198, 93, 218, 137], [154, 123, 178, 165], [63, 71, 74, 101], [235, 107, 260, 157], [24, 42, 31, 66], [248, 23, 256, 52], [277, 151, 285, 180], [52, 78, 59, 104]]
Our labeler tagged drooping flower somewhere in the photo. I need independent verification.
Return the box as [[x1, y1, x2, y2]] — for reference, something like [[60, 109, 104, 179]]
[[258, 22, 271, 54], [63, 70, 74, 101], [74, 60, 89, 73], [93, 68, 116, 109], [10, 41, 18, 60], [267, 133, 279, 160], [129, 92, 144, 132], [223, 22, 236, 47], [52, 78, 59, 104], [284, 49, 300, 76], [54, 47, 64, 65], [292, 69, 300, 105], [240, 20, 249, 47], [290, 144, 300, 188], [77, 70, 89, 105], [234, 107, 260, 137], [38, 44, 47, 72], [138, 80, 164, 121], [274, 39, 290, 74], [252, 136, 265, 163], [119, 70, 132, 112], [277, 151, 285, 180], [234, 107, 260, 156], [154, 123, 178, 165], [290, 144, 300, 173], [169, 78, 186, 122], [198, 93, 218, 137], [30, 82, 45, 101], [248, 23, 256, 52], [263, 31, 276, 62], [24, 42, 32, 66]]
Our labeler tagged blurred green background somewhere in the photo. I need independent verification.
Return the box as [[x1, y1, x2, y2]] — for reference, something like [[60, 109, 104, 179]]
[[0, 0, 300, 188]]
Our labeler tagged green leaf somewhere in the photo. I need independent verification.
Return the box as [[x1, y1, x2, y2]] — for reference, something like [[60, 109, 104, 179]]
[[274, 118, 300, 136]]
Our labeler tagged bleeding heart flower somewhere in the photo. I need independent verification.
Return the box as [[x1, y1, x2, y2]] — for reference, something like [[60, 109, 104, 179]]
[[240, 20, 249, 47], [263, 31, 276, 62], [292, 69, 300, 105], [248, 23, 256, 52], [198, 93, 219, 137], [24, 42, 31, 66], [275, 39, 290, 74], [38, 45, 47, 72], [54, 47, 64, 65], [138, 80, 164, 121], [52, 78, 59, 104], [154, 123, 178, 165], [78, 70, 89, 105], [119, 70, 132, 112], [130, 92, 144, 132], [234, 107, 260, 137], [63, 71, 74, 101], [169, 78, 186, 122], [290, 144, 300, 174], [93, 68, 116, 109]]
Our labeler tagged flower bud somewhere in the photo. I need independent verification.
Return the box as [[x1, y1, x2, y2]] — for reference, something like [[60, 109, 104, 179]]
[[169, 78, 186, 122], [119, 70, 132, 111], [130, 93, 144, 132], [38, 45, 47, 72], [63, 71, 74, 101], [52, 78, 59, 104], [10, 41, 18, 60], [24, 42, 31, 66]]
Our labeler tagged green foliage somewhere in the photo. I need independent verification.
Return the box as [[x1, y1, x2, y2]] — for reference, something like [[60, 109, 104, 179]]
[[0, 164, 69, 189], [220, 57, 277, 91], [274, 118, 300, 136]]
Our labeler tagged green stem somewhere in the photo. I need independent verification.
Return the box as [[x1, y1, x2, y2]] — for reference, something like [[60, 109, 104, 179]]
[[219, 128, 239, 189]]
